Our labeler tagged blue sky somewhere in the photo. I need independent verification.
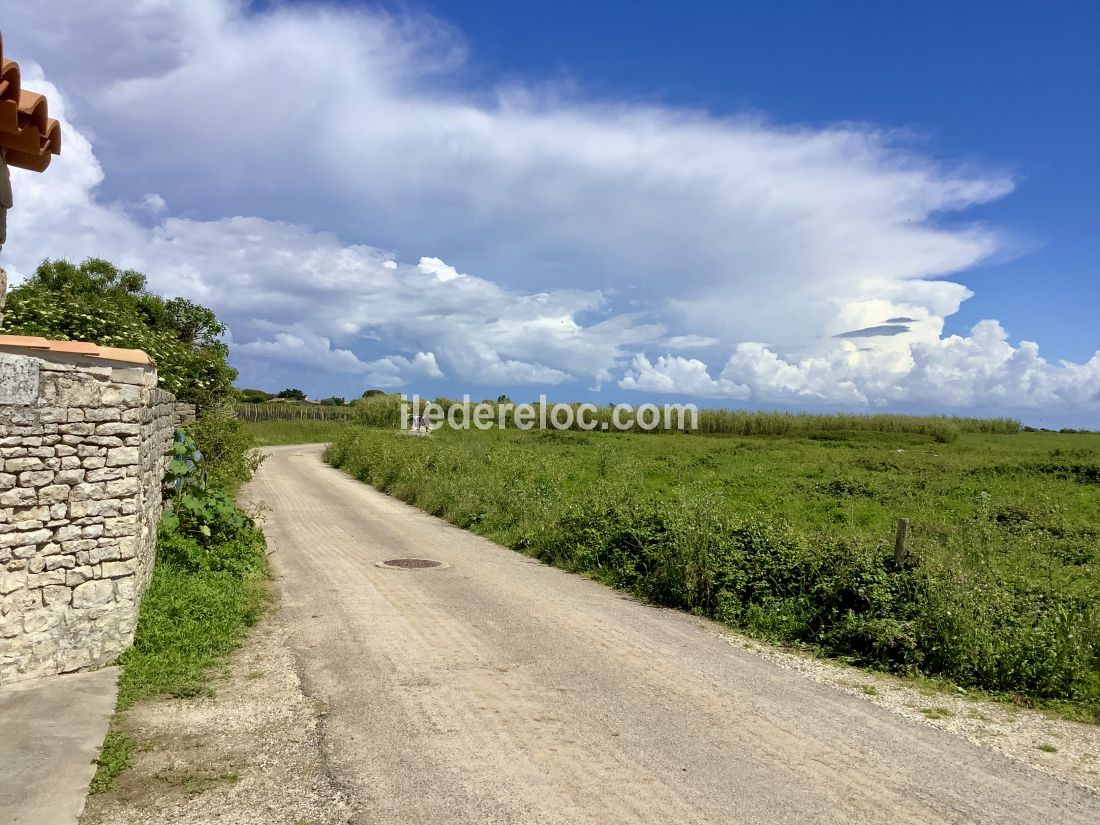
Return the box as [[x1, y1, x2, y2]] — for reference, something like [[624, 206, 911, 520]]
[[414, 0, 1100, 362], [3, 1, 1098, 423]]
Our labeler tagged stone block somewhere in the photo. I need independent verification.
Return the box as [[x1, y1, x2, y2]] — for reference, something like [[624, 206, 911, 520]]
[[111, 367, 150, 386], [101, 560, 135, 578], [102, 384, 143, 407], [89, 543, 121, 564], [49, 376, 103, 407], [53, 470, 84, 486], [84, 408, 121, 423], [0, 569, 26, 595], [103, 516, 137, 538], [37, 485, 72, 504], [5, 457, 47, 473], [95, 422, 140, 437], [12, 506, 49, 522], [65, 567, 93, 587], [0, 614, 20, 638], [9, 519, 44, 532], [106, 447, 140, 467], [58, 422, 94, 437], [0, 529, 50, 549], [23, 609, 62, 634], [72, 580, 114, 609], [69, 499, 120, 519], [0, 488, 36, 507], [61, 539, 97, 554], [105, 478, 139, 497], [86, 468, 125, 483], [54, 524, 82, 542], [70, 484, 105, 504], [18, 470, 54, 487], [0, 354, 40, 405], [86, 436, 124, 448], [42, 585, 71, 607]]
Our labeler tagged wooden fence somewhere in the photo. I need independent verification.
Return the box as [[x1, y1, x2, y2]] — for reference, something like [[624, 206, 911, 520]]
[[235, 403, 357, 421]]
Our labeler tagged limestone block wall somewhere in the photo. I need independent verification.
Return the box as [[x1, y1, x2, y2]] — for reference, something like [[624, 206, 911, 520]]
[[173, 402, 197, 428], [0, 349, 176, 684]]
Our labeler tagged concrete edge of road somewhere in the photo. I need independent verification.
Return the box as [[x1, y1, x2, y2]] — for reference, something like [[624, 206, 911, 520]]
[[0, 666, 119, 825]]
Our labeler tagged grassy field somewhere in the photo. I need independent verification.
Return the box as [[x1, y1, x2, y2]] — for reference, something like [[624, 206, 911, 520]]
[[244, 418, 350, 445], [325, 424, 1100, 718]]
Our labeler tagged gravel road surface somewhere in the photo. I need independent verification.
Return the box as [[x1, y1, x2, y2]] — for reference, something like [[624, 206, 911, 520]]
[[241, 444, 1100, 825]]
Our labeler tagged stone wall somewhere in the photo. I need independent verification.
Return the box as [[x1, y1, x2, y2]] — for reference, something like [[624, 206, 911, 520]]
[[173, 402, 197, 428], [0, 349, 175, 684]]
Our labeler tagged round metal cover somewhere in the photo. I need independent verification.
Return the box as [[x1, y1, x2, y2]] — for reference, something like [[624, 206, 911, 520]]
[[375, 558, 449, 570]]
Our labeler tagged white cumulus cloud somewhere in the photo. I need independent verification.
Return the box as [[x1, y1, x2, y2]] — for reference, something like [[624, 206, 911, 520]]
[[1, 1, 1096, 413]]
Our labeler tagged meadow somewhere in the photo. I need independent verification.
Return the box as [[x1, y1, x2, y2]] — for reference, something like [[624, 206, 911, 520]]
[[321, 423, 1100, 718], [244, 418, 350, 445]]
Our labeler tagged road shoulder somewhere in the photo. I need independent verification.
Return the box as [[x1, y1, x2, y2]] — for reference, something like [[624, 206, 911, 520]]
[[80, 606, 351, 825]]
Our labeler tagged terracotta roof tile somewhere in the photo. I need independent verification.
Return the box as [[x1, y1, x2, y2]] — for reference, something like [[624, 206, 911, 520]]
[[0, 33, 61, 173], [0, 334, 153, 366]]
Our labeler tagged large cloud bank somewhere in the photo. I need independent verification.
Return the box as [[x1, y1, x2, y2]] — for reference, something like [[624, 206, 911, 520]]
[[1, 1, 1096, 412]]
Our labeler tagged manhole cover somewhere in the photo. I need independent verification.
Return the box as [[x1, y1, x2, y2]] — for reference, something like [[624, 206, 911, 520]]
[[375, 558, 449, 570]]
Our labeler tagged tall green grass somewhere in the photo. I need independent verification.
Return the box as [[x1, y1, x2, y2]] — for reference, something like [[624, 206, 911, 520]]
[[238, 393, 1021, 442], [244, 418, 351, 445], [692, 410, 1019, 438], [326, 426, 1099, 718]]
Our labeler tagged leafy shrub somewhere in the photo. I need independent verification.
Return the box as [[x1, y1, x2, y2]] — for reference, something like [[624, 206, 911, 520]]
[[159, 488, 266, 578], [0, 258, 236, 407], [238, 388, 274, 403], [351, 392, 404, 427], [187, 400, 263, 492], [164, 429, 206, 499]]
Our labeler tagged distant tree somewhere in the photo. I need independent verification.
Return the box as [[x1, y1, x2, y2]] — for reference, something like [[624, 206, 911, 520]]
[[496, 394, 512, 404], [276, 388, 307, 401], [318, 396, 346, 406], [361, 389, 386, 398], [238, 388, 274, 404]]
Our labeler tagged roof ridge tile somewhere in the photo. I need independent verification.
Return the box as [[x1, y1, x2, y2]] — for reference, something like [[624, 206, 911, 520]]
[[0, 334, 153, 366]]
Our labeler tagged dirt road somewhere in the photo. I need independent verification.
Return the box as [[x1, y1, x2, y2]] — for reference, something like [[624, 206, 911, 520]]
[[241, 444, 1099, 824]]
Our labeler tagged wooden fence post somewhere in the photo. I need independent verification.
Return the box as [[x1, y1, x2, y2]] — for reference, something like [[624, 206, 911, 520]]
[[894, 518, 909, 567]]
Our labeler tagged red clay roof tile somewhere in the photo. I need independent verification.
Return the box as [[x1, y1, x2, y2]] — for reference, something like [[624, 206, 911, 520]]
[[0, 33, 61, 173]]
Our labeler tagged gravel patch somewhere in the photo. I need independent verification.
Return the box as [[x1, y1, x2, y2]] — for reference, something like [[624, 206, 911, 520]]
[[81, 610, 352, 825], [702, 621, 1100, 795]]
